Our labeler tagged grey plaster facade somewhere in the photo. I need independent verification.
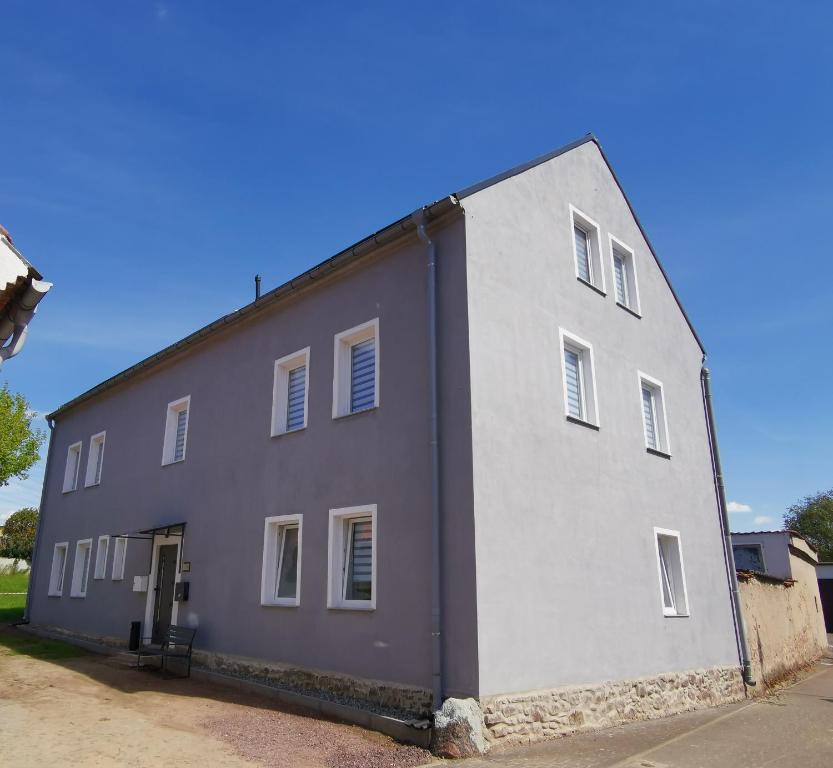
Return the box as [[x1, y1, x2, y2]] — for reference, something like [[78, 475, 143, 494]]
[[28, 137, 742, 718]]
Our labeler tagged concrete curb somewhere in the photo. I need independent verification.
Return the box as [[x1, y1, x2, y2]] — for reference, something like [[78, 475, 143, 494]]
[[15, 623, 431, 749]]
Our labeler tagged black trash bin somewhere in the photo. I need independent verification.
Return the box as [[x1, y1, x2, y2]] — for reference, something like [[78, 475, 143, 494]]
[[129, 621, 141, 651]]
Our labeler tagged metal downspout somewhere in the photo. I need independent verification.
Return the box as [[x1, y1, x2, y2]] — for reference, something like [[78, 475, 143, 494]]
[[412, 208, 443, 712], [701, 367, 755, 686], [22, 418, 56, 623]]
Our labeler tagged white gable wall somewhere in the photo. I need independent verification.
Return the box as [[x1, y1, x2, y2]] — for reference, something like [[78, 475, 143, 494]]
[[462, 140, 739, 696]]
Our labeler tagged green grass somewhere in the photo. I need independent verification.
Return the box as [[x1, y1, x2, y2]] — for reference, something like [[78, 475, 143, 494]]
[[0, 570, 29, 593], [0, 571, 28, 623], [0, 627, 86, 660]]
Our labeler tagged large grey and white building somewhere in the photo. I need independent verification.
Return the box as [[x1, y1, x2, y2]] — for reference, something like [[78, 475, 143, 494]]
[[27, 136, 749, 747]]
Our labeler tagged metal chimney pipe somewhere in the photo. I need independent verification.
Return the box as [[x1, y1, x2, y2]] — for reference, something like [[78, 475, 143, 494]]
[[255, 274, 262, 301]]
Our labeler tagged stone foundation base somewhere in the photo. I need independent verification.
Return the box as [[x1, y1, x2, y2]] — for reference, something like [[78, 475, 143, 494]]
[[192, 649, 432, 717], [481, 666, 745, 747]]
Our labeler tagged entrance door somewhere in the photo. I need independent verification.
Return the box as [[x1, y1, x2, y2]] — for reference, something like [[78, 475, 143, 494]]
[[152, 544, 178, 642]]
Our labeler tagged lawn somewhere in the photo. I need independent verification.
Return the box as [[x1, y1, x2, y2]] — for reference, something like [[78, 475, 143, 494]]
[[0, 570, 29, 623]]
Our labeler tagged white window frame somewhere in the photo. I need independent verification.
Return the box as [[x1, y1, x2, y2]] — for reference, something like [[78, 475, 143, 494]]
[[111, 536, 128, 580], [70, 538, 93, 598], [569, 205, 606, 294], [332, 318, 380, 419], [271, 347, 310, 436], [327, 504, 377, 611], [638, 371, 671, 455], [48, 542, 69, 596], [62, 441, 82, 493], [608, 234, 641, 315], [161, 395, 191, 465], [558, 328, 600, 427], [260, 514, 303, 607], [84, 431, 107, 487], [653, 527, 690, 617], [94, 535, 110, 580]]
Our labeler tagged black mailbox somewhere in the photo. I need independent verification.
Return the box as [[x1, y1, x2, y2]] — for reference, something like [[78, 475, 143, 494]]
[[174, 581, 190, 602]]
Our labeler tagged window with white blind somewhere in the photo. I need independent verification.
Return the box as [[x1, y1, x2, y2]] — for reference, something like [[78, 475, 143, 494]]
[[333, 319, 379, 419], [327, 504, 377, 610], [70, 539, 93, 598], [84, 431, 106, 487], [62, 442, 82, 493], [654, 528, 689, 617], [609, 235, 641, 314], [570, 206, 605, 293], [111, 536, 127, 580], [94, 535, 110, 580], [638, 372, 670, 455], [48, 542, 69, 596], [162, 396, 190, 465], [260, 514, 303, 607], [271, 348, 310, 436], [559, 329, 599, 426]]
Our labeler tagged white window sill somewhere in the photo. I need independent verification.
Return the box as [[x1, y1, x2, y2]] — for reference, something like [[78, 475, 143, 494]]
[[84, 481, 101, 489], [93, 576, 104, 581], [333, 405, 379, 421], [261, 598, 300, 608], [328, 602, 376, 612], [161, 458, 186, 467], [271, 426, 307, 439], [663, 610, 690, 618]]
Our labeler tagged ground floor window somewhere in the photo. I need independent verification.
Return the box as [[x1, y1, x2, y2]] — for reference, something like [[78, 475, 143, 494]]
[[261, 514, 302, 607], [70, 539, 93, 598], [48, 542, 69, 596], [327, 505, 377, 610], [654, 528, 689, 617]]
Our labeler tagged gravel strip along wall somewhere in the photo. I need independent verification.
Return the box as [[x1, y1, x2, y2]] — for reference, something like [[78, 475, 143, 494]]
[[480, 665, 744, 748]]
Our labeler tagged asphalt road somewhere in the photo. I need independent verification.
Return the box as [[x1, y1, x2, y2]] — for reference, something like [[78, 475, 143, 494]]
[[459, 660, 833, 768]]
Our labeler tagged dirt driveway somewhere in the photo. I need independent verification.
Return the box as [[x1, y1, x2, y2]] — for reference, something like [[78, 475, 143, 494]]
[[0, 624, 433, 768]]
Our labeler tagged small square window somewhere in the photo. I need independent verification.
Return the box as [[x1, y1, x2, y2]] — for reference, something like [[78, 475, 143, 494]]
[[333, 319, 379, 419], [733, 544, 766, 573], [48, 542, 69, 596], [85, 431, 106, 487], [111, 537, 128, 580], [327, 505, 377, 610], [559, 329, 599, 427], [162, 396, 190, 465], [261, 514, 303, 607], [609, 235, 641, 315], [654, 528, 689, 617], [62, 442, 82, 493], [569, 206, 605, 294], [94, 535, 110, 580], [638, 372, 670, 455], [271, 348, 310, 436], [70, 539, 93, 598]]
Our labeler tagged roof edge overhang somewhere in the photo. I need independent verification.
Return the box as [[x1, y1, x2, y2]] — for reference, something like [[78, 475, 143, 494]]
[[47, 196, 459, 421]]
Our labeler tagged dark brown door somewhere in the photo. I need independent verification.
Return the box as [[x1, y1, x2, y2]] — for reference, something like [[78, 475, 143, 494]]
[[152, 544, 178, 642]]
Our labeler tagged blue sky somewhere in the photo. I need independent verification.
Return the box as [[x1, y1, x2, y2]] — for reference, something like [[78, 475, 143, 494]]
[[1, 2, 831, 528]]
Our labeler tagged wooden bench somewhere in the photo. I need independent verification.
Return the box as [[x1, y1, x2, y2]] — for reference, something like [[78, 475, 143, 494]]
[[133, 625, 196, 677]]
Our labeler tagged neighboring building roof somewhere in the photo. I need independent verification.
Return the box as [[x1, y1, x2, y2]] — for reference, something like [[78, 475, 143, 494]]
[[47, 134, 703, 420]]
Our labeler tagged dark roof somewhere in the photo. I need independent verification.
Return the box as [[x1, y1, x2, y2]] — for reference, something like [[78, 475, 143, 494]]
[[48, 134, 703, 420]]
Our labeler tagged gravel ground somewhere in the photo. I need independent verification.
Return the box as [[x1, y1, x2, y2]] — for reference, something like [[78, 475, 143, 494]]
[[204, 703, 433, 768]]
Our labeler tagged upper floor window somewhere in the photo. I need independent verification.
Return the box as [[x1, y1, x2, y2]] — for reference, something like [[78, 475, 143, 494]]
[[569, 206, 605, 294], [327, 504, 377, 610], [62, 442, 82, 493], [48, 542, 68, 596], [261, 514, 302, 607], [654, 528, 689, 617], [70, 539, 93, 598], [638, 372, 670, 456], [559, 329, 599, 427], [609, 235, 641, 315], [162, 396, 190, 465], [84, 431, 106, 487], [271, 348, 310, 436], [333, 319, 379, 418]]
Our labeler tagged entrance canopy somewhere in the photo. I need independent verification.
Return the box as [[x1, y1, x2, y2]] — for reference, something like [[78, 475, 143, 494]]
[[109, 522, 186, 572]]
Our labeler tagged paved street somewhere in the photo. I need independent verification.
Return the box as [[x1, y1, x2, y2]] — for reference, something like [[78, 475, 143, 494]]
[[460, 658, 833, 768]]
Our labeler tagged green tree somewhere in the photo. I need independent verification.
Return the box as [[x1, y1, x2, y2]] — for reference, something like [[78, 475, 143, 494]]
[[0, 384, 44, 487], [784, 489, 833, 561], [0, 507, 39, 563]]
